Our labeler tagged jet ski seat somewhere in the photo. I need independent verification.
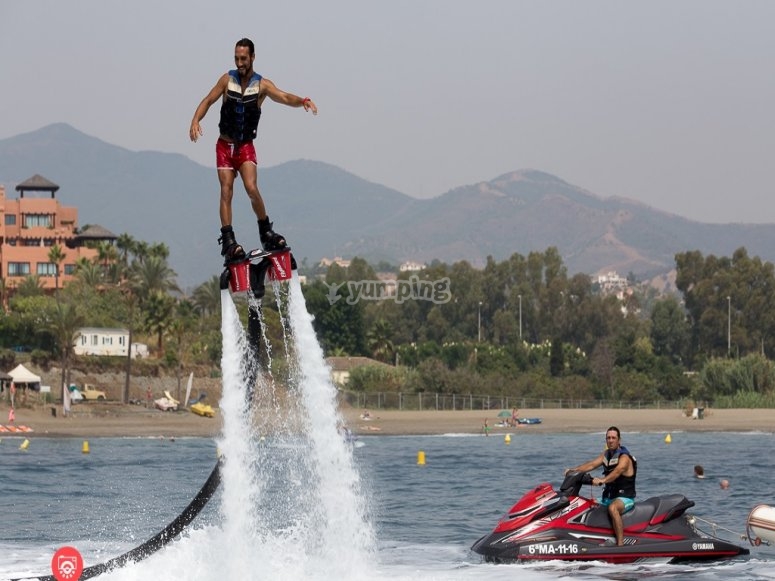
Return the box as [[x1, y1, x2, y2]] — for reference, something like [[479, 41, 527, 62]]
[[579, 494, 695, 533]]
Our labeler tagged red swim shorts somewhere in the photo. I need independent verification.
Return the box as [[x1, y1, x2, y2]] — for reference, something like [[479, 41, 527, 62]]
[[216, 138, 258, 171]]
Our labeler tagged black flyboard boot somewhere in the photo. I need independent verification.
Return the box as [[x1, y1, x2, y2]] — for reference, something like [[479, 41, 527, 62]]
[[258, 216, 286, 251], [218, 225, 246, 263]]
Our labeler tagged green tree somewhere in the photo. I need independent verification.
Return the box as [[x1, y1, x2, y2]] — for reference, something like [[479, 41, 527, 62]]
[[115, 233, 136, 267], [74, 258, 104, 287], [192, 276, 222, 318], [129, 254, 180, 302], [16, 275, 45, 298], [168, 299, 199, 400], [48, 300, 85, 401], [367, 318, 394, 363], [650, 297, 690, 363], [47, 244, 66, 296], [676, 247, 775, 361], [143, 290, 176, 352], [549, 337, 565, 377]]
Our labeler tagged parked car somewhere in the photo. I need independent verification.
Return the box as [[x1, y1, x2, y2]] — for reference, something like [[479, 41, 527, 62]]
[[81, 384, 107, 401]]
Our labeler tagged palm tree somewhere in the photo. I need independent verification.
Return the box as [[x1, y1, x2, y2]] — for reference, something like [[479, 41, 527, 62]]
[[115, 233, 136, 267], [192, 275, 222, 317], [48, 244, 66, 296], [16, 275, 45, 298], [48, 300, 85, 404], [132, 240, 150, 264], [74, 258, 104, 288], [129, 254, 180, 303], [96, 241, 118, 274], [143, 290, 176, 352], [367, 318, 395, 363], [0, 277, 8, 312], [148, 242, 170, 260], [169, 299, 198, 400]]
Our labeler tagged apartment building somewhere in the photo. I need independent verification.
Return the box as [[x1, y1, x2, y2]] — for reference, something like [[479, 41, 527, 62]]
[[0, 174, 115, 294]]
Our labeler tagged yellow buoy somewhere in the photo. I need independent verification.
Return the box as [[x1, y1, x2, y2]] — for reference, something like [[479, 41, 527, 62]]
[[665, 433, 672, 444], [20, 438, 30, 451], [82, 440, 90, 454], [417, 450, 426, 465], [505, 434, 512, 444]]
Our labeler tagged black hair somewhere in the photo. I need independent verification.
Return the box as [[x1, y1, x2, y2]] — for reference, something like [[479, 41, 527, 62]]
[[606, 426, 621, 438], [235, 38, 255, 56]]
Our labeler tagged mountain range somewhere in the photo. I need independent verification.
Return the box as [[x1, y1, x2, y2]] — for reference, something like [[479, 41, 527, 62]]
[[2, 123, 774, 290]]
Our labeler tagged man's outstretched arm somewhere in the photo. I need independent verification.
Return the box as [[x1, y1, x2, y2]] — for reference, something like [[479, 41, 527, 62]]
[[261, 78, 318, 114]]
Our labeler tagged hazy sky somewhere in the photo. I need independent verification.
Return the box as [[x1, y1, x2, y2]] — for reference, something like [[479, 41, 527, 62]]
[[2, 1, 773, 224]]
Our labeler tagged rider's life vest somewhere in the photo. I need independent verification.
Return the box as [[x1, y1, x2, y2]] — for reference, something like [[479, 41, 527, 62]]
[[219, 70, 262, 142], [602, 445, 637, 499]]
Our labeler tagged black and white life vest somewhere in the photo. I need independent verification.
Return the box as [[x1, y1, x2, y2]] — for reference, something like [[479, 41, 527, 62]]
[[219, 70, 262, 142], [602, 445, 637, 500]]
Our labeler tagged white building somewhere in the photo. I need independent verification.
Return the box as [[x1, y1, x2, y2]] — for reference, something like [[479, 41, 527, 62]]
[[319, 256, 351, 268], [399, 261, 426, 272], [596, 271, 629, 294], [73, 327, 148, 358]]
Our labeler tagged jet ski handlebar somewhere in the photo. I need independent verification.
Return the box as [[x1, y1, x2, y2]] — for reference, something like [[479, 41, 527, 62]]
[[560, 470, 595, 496]]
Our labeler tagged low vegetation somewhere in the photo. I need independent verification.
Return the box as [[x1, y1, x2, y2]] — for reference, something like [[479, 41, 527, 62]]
[[2, 236, 775, 408]]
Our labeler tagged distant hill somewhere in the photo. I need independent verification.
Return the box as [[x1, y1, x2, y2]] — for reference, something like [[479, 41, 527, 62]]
[[0, 124, 412, 289], [2, 123, 775, 289], [340, 170, 775, 281]]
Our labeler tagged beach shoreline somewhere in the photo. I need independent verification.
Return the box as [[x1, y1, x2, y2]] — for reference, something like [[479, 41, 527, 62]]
[[3, 403, 774, 439]]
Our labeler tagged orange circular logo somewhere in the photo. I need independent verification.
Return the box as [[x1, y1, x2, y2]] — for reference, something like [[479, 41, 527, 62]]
[[51, 546, 84, 581]]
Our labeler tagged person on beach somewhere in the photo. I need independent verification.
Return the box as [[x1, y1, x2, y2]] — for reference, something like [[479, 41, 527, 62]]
[[566, 426, 636, 546], [482, 418, 491, 436], [8, 406, 15, 424], [189, 37, 318, 262]]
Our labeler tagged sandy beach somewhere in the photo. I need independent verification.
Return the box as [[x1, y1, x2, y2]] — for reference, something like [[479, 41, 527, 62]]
[[3, 403, 774, 439]]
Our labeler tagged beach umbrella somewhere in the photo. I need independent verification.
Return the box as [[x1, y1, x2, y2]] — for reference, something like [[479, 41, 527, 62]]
[[497, 410, 511, 418]]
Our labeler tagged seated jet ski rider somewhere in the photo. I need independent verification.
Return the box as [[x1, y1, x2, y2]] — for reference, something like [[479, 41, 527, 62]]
[[566, 426, 637, 546]]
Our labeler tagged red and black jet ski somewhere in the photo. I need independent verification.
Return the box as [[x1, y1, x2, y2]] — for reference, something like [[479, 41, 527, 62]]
[[471, 471, 749, 564]]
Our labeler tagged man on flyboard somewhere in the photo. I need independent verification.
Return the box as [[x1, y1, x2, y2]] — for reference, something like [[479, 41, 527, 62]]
[[189, 37, 317, 263]]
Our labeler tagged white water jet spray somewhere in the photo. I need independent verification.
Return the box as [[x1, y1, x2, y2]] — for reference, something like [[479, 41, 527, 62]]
[[286, 273, 376, 569], [216, 289, 261, 578], [212, 272, 374, 578]]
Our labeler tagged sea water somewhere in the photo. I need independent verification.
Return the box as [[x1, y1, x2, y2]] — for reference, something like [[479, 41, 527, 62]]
[[2, 432, 775, 580], [2, 274, 774, 580]]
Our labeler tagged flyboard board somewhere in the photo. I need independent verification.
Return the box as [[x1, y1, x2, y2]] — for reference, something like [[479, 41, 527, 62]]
[[219, 246, 297, 294], [219, 245, 297, 401]]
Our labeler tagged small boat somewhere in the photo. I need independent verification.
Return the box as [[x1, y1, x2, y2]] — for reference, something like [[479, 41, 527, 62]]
[[747, 504, 775, 546], [154, 397, 178, 412], [190, 402, 215, 418], [517, 417, 542, 425]]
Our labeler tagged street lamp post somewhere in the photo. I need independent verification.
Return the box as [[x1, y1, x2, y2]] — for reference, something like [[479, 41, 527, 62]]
[[478, 301, 482, 343], [518, 294, 523, 341], [727, 296, 731, 355]]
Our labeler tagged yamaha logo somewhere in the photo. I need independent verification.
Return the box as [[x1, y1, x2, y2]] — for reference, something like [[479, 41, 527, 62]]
[[692, 542, 715, 550]]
